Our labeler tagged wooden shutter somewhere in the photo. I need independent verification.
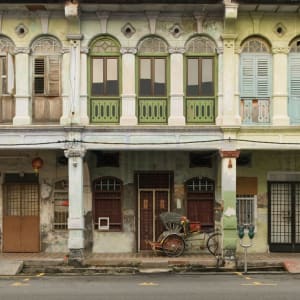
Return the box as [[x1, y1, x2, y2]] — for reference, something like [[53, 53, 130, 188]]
[[256, 55, 271, 98], [7, 53, 14, 95], [47, 56, 60, 96], [288, 53, 300, 122], [240, 54, 255, 98], [34, 58, 45, 94]]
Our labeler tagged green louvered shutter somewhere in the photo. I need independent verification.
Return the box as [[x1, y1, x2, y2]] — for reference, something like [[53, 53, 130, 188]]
[[289, 53, 300, 123]]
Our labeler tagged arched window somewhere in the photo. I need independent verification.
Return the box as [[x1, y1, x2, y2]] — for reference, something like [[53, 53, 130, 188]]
[[93, 177, 122, 231], [89, 36, 120, 123], [185, 177, 214, 231], [31, 36, 62, 122], [137, 36, 168, 123], [240, 37, 272, 124], [0, 36, 15, 123], [185, 36, 217, 124], [288, 38, 300, 123]]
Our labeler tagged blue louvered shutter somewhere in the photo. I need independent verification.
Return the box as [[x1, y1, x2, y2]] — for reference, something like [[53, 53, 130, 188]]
[[240, 54, 255, 98], [256, 55, 271, 98], [288, 53, 300, 123]]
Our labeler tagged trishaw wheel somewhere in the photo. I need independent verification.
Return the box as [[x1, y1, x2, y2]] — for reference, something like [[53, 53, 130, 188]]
[[162, 234, 185, 257], [207, 232, 222, 256]]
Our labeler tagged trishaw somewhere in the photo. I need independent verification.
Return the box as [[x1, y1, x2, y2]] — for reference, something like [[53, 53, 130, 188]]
[[147, 212, 222, 257]]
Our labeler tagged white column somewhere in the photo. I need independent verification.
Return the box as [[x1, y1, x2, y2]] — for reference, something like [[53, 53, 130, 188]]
[[13, 48, 31, 125], [60, 48, 71, 125], [219, 34, 241, 126], [216, 47, 224, 125], [64, 145, 86, 255], [66, 35, 83, 125], [120, 47, 137, 126], [272, 46, 289, 126], [168, 47, 185, 126], [80, 47, 89, 125]]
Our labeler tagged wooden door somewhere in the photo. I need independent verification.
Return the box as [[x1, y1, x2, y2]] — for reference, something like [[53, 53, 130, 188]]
[[139, 189, 169, 250], [3, 183, 40, 252]]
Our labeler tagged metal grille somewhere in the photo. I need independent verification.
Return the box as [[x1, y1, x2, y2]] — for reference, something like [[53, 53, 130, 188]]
[[236, 195, 256, 226], [186, 177, 214, 192], [296, 184, 300, 243], [270, 183, 292, 244], [4, 184, 39, 216], [53, 180, 68, 230]]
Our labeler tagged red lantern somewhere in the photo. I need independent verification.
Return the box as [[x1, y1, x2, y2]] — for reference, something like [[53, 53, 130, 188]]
[[32, 157, 44, 174]]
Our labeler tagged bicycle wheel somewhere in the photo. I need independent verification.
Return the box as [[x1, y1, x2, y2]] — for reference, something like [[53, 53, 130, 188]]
[[206, 232, 222, 256], [162, 234, 185, 257]]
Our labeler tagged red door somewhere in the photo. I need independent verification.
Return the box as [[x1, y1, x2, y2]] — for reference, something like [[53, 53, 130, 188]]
[[139, 189, 169, 250]]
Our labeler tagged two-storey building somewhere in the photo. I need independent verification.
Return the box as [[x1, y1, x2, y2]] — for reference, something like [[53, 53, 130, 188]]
[[0, 0, 300, 260]]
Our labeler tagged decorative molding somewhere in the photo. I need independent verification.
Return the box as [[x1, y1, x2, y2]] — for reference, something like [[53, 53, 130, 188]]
[[14, 47, 30, 54], [80, 46, 89, 54], [67, 34, 83, 41], [224, 1, 239, 20], [250, 12, 264, 33], [219, 150, 240, 158], [120, 47, 137, 54], [168, 47, 185, 54], [146, 11, 159, 34], [96, 11, 110, 34], [216, 47, 224, 54], [0, 11, 4, 33], [15, 23, 28, 38], [272, 47, 289, 54], [193, 12, 206, 34], [64, 147, 86, 159], [38, 11, 50, 34], [62, 47, 71, 54]]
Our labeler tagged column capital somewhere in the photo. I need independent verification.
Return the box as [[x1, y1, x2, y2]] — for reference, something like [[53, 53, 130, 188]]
[[168, 47, 185, 54], [219, 150, 240, 158], [14, 47, 30, 54], [64, 147, 86, 158], [120, 47, 137, 54], [272, 47, 289, 54]]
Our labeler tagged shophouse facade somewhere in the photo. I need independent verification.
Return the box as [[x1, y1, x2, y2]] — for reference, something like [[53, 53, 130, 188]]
[[0, 0, 300, 259]]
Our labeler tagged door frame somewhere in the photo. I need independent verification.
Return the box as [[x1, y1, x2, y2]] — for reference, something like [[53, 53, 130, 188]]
[[268, 181, 300, 252], [137, 188, 170, 251]]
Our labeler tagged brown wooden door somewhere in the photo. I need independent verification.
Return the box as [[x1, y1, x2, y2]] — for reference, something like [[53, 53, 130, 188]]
[[139, 189, 169, 250], [3, 183, 40, 252]]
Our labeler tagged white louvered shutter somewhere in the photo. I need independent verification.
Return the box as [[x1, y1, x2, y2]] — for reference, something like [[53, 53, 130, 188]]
[[256, 55, 271, 98], [240, 54, 255, 98]]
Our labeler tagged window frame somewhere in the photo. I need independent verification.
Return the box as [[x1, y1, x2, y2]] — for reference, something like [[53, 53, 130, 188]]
[[0, 55, 7, 95], [93, 177, 123, 232], [53, 179, 69, 230]]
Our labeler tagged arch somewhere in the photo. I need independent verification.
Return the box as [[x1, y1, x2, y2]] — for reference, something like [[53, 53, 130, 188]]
[[89, 35, 121, 55], [185, 35, 217, 54], [241, 36, 271, 53], [137, 35, 169, 54], [31, 35, 62, 55], [289, 36, 300, 53], [0, 35, 15, 54]]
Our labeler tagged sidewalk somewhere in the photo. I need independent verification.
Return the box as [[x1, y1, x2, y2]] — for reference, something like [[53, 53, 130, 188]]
[[1, 252, 300, 275]]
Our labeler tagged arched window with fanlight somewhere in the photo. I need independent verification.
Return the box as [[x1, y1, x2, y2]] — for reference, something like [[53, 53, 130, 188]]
[[185, 36, 217, 124], [288, 38, 300, 124], [137, 36, 169, 124], [185, 177, 215, 232], [31, 35, 62, 122], [240, 37, 272, 124], [89, 36, 121, 124], [93, 177, 122, 231], [0, 35, 15, 123]]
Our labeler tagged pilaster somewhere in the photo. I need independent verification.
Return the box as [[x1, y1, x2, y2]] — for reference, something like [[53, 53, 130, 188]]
[[168, 47, 185, 126], [120, 47, 138, 126]]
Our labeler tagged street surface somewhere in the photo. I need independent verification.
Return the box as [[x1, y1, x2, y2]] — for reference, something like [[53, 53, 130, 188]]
[[0, 273, 299, 300]]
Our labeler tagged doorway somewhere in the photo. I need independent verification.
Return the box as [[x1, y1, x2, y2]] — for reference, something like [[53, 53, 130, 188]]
[[137, 172, 172, 250], [2, 175, 40, 252], [268, 182, 300, 252]]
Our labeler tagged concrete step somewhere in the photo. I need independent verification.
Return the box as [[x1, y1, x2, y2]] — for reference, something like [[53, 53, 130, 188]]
[[0, 260, 23, 276]]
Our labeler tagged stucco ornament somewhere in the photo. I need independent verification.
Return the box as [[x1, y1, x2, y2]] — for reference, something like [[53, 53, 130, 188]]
[[41, 182, 53, 200], [224, 207, 236, 217]]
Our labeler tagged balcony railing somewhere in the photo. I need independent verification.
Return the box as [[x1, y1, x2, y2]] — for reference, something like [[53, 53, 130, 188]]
[[240, 98, 270, 124], [138, 98, 167, 124], [90, 98, 120, 123], [186, 98, 215, 124]]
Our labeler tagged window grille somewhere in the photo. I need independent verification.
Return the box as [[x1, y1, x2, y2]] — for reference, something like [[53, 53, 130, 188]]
[[53, 180, 68, 230], [138, 37, 168, 53], [241, 38, 270, 53], [236, 194, 256, 227], [186, 177, 214, 192], [186, 36, 216, 54], [90, 38, 120, 54]]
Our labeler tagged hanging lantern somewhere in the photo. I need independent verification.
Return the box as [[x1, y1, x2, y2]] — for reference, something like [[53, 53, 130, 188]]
[[32, 157, 44, 174]]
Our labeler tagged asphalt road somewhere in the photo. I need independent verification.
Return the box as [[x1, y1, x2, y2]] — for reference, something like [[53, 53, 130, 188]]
[[0, 273, 300, 300]]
